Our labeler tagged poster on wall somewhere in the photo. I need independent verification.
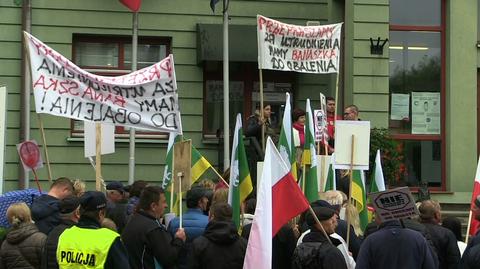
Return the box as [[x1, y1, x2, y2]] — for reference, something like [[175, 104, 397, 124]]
[[411, 92, 440, 134], [390, 93, 410, 120]]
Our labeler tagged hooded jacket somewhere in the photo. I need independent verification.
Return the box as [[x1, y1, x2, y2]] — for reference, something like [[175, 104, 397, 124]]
[[188, 221, 247, 269], [30, 194, 61, 235], [0, 222, 46, 269]]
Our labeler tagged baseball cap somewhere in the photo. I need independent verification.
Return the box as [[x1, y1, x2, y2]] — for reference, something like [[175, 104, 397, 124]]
[[80, 191, 107, 211], [106, 181, 124, 193]]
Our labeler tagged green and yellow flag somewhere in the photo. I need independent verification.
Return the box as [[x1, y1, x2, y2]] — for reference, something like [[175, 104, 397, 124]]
[[302, 99, 319, 202], [352, 170, 368, 231], [162, 133, 213, 213], [228, 114, 254, 228], [277, 92, 297, 181]]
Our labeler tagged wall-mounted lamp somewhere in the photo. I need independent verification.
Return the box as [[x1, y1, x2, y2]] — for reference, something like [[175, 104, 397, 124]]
[[370, 37, 389, 55]]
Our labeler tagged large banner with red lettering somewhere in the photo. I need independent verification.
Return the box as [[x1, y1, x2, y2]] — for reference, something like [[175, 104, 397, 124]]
[[24, 32, 182, 133], [257, 15, 342, 74]]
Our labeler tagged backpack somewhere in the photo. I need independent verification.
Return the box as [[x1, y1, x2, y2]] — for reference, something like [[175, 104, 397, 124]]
[[292, 242, 329, 269]]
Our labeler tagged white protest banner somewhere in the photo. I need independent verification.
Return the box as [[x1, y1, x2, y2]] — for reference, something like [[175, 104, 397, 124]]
[[84, 122, 115, 158], [370, 187, 418, 222], [24, 32, 182, 133], [257, 15, 342, 74]]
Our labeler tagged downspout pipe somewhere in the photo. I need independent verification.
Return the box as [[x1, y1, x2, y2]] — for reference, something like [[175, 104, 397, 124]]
[[19, 0, 32, 189]]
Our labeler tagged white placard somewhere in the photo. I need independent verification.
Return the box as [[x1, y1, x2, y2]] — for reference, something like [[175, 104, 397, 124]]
[[411, 92, 440, 134], [390, 93, 410, 120], [25, 32, 182, 133], [313, 109, 326, 142], [257, 15, 343, 74], [0, 86, 6, 194], [334, 120, 370, 170], [84, 122, 115, 157], [369, 187, 418, 222]]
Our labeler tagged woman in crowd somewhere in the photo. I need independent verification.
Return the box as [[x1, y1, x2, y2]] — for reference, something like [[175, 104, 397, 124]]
[[0, 202, 46, 269]]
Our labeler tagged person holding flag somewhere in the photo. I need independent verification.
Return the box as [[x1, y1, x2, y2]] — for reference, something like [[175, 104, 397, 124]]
[[228, 114, 253, 229]]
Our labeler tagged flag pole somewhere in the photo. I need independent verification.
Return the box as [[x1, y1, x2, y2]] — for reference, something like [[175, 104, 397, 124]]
[[466, 210, 473, 243], [178, 172, 183, 228], [209, 166, 230, 187], [169, 181, 175, 213], [259, 69, 265, 151], [128, 11, 139, 185], [37, 115, 52, 182], [346, 134, 355, 247], [222, 0, 230, 172], [95, 123, 103, 191]]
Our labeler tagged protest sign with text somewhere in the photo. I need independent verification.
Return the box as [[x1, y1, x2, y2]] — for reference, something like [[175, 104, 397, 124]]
[[257, 15, 342, 74], [24, 32, 182, 133], [370, 187, 418, 222]]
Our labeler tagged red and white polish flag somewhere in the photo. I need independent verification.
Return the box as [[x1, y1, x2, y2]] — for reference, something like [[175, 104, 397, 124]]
[[469, 157, 480, 236], [243, 137, 310, 269]]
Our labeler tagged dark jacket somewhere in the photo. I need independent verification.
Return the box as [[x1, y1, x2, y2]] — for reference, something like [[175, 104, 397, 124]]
[[356, 220, 437, 269], [41, 219, 75, 269], [292, 228, 347, 269], [122, 210, 184, 269], [30, 194, 61, 235], [421, 221, 461, 269], [0, 222, 46, 269], [460, 232, 480, 269], [70, 216, 130, 269], [106, 200, 128, 234], [188, 221, 247, 269]]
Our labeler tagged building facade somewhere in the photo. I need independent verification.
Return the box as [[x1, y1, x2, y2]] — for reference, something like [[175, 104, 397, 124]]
[[0, 0, 478, 204]]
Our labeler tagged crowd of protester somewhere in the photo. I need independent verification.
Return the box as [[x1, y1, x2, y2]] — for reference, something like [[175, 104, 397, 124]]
[[0, 176, 479, 269]]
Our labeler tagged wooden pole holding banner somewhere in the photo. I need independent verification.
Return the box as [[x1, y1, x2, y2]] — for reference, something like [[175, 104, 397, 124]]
[[170, 178, 175, 214], [95, 123, 102, 191], [346, 134, 355, 248], [302, 164, 306, 194], [334, 72, 340, 123], [259, 69, 265, 151], [466, 210, 473, 243], [37, 115, 52, 182], [178, 172, 183, 228]]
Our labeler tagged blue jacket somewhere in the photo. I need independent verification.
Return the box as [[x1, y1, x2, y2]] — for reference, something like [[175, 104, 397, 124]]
[[356, 220, 437, 269], [167, 208, 209, 242]]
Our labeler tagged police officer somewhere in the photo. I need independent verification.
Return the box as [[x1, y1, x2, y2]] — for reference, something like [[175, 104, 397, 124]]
[[56, 191, 130, 269]]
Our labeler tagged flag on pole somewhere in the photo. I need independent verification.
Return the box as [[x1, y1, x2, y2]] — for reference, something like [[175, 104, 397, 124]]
[[468, 157, 480, 236], [324, 153, 336, 192], [243, 137, 310, 269], [370, 150, 386, 193], [162, 133, 213, 213], [302, 99, 319, 202], [162, 132, 181, 212], [278, 93, 297, 181], [119, 0, 142, 12], [228, 114, 254, 228], [192, 147, 212, 184], [352, 170, 368, 231]]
